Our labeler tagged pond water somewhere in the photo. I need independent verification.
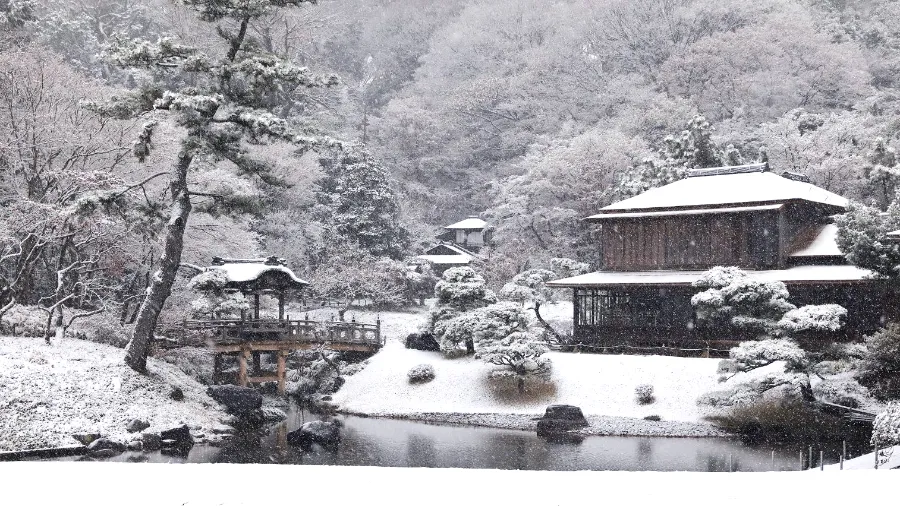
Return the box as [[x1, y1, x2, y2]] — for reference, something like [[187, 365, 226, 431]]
[[52, 403, 872, 471]]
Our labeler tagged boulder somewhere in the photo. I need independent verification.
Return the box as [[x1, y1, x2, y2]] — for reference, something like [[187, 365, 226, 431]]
[[91, 449, 118, 459], [126, 419, 150, 433], [287, 420, 341, 448], [87, 438, 125, 453], [206, 385, 262, 414], [141, 432, 162, 451], [536, 404, 589, 437], [160, 425, 194, 447], [169, 386, 185, 401], [405, 332, 440, 352], [127, 440, 143, 451], [72, 433, 102, 446]]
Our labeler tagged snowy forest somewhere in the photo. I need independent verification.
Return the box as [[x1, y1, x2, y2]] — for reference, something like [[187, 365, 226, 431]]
[[6, 0, 900, 328]]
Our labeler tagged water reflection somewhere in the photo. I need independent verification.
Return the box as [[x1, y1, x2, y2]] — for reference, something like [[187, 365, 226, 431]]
[[58, 403, 869, 471]]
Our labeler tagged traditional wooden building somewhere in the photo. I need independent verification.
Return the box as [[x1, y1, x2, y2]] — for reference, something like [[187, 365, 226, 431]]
[[547, 163, 885, 351], [417, 216, 491, 274]]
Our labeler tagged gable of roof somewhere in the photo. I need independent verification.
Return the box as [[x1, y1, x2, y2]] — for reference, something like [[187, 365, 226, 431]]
[[596, 170, 848, 215], [206, 257, 308, 290], [445, 217, 487, 230]]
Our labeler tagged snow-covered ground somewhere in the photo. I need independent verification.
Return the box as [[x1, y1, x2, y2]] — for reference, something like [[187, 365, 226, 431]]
[[333, 338, 723, 434], [0, 336, 229, 451], [2, 462, 896, 506], [816, 445, 900, 471]]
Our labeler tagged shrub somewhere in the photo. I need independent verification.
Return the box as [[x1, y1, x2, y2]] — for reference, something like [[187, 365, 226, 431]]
[[872, 401, 900, 448], [706, 399, 850, 443], [856, 325, 900, 400], [404, 332, 440, 351], [0, 305, 46, 337], [635, 384, 655, 404], [812, 378, 871, 408], [70, 311, 129, 348], [777, 304, 847, 334], [407, 364, 435, 384]]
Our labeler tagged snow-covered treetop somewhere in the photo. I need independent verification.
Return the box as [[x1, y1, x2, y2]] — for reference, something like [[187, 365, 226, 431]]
[[778, 304, 847, 334]]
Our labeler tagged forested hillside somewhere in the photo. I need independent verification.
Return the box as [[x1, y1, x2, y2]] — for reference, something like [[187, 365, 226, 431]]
[[2, 0, 900, 334]]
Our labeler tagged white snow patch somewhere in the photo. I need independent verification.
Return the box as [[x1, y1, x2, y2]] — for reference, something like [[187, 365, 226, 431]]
[[333, 339, 721, 422], [0, 336, 227, 451]]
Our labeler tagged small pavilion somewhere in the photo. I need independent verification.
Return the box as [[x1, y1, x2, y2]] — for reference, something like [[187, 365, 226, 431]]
[[187, 256, 383, 394]]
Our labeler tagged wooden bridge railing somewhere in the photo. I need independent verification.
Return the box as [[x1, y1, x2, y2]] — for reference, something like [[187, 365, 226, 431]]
[[183, 316, 383, 348]]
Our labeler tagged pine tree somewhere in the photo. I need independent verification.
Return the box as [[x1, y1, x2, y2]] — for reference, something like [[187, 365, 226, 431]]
[[316, 146, 410, 259], [92, 0, 339, 372]]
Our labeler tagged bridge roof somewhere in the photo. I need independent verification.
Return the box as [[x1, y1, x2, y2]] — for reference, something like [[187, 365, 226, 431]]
[[207, 256, 308, 291]]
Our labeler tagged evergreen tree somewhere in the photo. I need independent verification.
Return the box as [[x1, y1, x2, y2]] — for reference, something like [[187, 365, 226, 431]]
[[864, 137, 900, 210], [316, 146, 410, 259], [93, 0, 339, 372]]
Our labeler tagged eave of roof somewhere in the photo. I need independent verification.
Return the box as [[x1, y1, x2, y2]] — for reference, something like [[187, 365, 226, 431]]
[[445, 217, 487, 230], [547, 265, 876, 288], [586, 204, 783, 221]]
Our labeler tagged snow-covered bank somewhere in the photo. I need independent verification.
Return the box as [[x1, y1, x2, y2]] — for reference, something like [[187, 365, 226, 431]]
[[333, 339, 724, 435], [0, 336, 229, 451]]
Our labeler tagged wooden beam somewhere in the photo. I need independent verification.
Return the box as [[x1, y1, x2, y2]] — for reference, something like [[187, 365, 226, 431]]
[[254, 293, 260, 319]]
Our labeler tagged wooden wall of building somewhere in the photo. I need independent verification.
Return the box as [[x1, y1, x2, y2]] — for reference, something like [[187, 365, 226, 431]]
[[600, 210, 781, 271]]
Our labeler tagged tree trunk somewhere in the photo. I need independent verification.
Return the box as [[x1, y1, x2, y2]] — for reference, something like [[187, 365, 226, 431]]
[[124, 151, 192, 373], [517, 376, 525, 395]]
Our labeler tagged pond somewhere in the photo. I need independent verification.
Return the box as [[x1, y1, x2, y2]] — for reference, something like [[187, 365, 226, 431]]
[[50, 403, 872, 471]]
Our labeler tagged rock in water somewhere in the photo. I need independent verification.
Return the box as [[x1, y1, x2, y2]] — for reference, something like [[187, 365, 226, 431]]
[[72, 433, 102, 446], [206, 385, 262, 415], [91, 449, 118, 459], [126, 419, 150, 433], [160, 425, 194, 447], [87, 438, 125, 454], [536, 404, 589, 438], [287, 420, 341, 448], [142, 432, 162, 451]]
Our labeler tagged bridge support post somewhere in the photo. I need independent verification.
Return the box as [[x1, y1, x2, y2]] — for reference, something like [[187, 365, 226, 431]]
[[277, 351, 287, 395], [238, 348, 250, 387]]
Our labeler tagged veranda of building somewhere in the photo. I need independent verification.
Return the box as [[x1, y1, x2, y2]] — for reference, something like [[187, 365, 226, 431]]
[[547, 164, 886, 353]]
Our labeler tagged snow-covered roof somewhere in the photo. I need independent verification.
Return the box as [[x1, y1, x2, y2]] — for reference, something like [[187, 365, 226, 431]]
[[415, 254, 474, 265], [887, 229, 900, 238], [445, 217, 487, 230], [588, 204, 783, 220], [206, 257, 308, 289], [789, 224, 843, 257], [596, 171, 848, 214], [547, 265, 875, 288]]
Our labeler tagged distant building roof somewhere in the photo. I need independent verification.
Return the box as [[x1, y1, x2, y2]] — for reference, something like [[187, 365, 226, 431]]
[[445, 217, 487, 230], [886, 229, 900, 240], [207, 256, 308, 291], [789, 223, 843, 258], [588, 204, 783, 220], [547, 264, 874, 288], [594, 166, 847, 215], [417, 243, 482, 265]]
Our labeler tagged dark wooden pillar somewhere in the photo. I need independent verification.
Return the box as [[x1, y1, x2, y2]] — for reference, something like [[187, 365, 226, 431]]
[[278, 290, 285, 320], [252, 352, 261, 375], [254, 293, 260, 320]]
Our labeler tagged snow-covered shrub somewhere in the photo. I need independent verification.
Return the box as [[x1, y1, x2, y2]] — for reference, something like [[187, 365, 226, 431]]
[[691, 268, 796, 339], [156, 346, 215, 385], [187, 269, 249, 318], [481, 330, 552, 395], [635, 384, 655, 404], [857, 324, 900, 400], [697, 383, 762, 408], [708, 399, 848, 443], [434, 301, 529, 358], [0, 304, 46, 336], [729, 339, 808, 373], [499, 269, 558, 304], [407, 364, 435, 384], [823, 342, 868, 361], [872, 402, 900, 448], [812, 378, 871, 408], [778, 304, 847, 334], [549, 257, 590, 278], [434, 267, 496, 309], [70, 311, 129, 348], [812, 360, 855, 376]]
